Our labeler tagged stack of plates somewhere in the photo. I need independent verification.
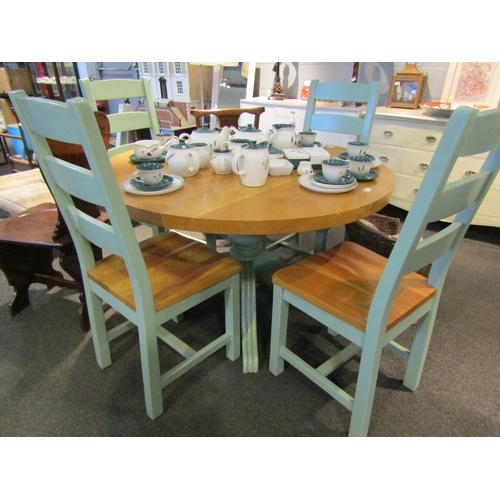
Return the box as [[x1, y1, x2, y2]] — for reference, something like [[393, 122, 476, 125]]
[[299, 172, 358, 193]]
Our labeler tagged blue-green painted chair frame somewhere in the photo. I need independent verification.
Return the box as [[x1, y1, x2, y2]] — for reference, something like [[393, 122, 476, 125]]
[[269, 79, 381, 255], [80, 76, 160, 157], [10, 90, 241, 420], [269, 105, 500, 436]]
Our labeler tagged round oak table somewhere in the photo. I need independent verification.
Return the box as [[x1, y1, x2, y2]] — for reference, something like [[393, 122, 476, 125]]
[[111, 148, 395, 373]]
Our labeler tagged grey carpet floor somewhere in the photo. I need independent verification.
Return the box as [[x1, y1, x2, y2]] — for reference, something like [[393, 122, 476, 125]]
[[1, 217, 499, 437]]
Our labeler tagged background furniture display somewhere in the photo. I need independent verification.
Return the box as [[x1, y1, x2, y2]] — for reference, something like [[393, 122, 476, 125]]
[[11, 91, 242, 421], [240, 96, 366, 147], [0, 111, 111, 331], [33, 62, 81, 102], [371, 106, 500, 227], [190, 106, 265, 129], [0, 122, 37, 172], [269, 105, 500, 436]]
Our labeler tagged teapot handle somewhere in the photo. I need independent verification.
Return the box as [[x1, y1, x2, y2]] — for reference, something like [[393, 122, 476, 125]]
[[189, 151, 200, 170], [178, 132, 190, 141], [232, 153, 245, 176]]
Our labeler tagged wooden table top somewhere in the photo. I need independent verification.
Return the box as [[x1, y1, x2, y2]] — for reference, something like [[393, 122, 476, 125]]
[[112, 147, 395, 236]]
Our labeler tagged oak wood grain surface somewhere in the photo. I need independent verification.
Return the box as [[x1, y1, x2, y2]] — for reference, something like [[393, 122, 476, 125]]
[[112, 146, 395, 236]]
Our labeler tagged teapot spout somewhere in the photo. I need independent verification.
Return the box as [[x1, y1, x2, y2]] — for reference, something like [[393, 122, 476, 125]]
[[219, 126, 230, 143], [264, 129, 273, 142]]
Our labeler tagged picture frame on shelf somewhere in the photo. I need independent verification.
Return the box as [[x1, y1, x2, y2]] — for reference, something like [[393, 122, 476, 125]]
[[387, 74, 426, 109], [441, 62, 500, 108]]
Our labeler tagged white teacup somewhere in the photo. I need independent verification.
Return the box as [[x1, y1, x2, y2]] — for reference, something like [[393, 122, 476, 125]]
[[133, 162, 165, 185], [299, 131, 317, 146], [322, 159, 349, 182], [347, 141, 370, 157], [348, 154, 375, 177], [134, 140, 165, 159]]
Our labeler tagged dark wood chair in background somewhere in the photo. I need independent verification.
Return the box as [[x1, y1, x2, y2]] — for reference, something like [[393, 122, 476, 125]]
[[0, 112, 110, 331], [190, 106, 265, 129]]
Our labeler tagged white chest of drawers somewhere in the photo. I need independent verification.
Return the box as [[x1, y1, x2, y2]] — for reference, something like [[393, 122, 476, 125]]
[[371, 106, 500, 227], [240, 97, 366, 148]]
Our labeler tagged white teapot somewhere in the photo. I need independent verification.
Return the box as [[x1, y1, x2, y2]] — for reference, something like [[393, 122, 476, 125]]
[[267, 123, 298, 150], [232, 141, 270, 187], [165, 139, 200, 177], [179, 124, 230, 149], [230, 123, 268, 144]]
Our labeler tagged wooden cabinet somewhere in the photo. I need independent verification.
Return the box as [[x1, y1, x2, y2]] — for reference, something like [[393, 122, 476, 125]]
[[371, 106, 500, 227], [240, 97, 366, 147]]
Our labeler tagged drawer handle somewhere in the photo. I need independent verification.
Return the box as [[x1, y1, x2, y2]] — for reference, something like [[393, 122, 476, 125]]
[[379, 155, 389, 163], [383, 130, 393, 137], [464, 170, 477, 177], [425, 135, 437, 143], [419, 163, 429, 170]]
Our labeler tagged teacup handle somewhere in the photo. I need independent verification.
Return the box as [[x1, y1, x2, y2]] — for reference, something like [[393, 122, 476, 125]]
[[232, 153, 245, 176]]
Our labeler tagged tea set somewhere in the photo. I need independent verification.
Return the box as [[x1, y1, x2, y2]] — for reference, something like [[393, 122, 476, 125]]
[[124, 122, 379, 195]]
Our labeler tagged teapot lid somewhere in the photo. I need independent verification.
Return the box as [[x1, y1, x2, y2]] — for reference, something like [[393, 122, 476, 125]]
[[246, 141, 269, 150], [272, 123, 295, 129], [170, 138, 194, 149], [195, 124, 217, 134], [239, 123, 261, 133]]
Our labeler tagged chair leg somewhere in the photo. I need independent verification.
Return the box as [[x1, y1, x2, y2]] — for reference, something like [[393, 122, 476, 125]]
[[269, 285, 290, 375], [137, 317, 164, 420], [403, 308, 437, 391], [225, 274, 241, 361], [313, 229, 329, 253], [348, 335, 385, 437], [87, 290, 113, 369]]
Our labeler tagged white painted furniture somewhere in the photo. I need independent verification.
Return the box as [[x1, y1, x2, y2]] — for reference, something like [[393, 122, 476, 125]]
[[240, 97, 366, 147], [371, 106, 500, 226]]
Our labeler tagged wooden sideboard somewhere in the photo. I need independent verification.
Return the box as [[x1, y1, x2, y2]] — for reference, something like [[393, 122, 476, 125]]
[[371, 106, 500, 227]]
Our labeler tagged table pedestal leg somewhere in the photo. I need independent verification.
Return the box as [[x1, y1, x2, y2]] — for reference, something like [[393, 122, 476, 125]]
[[229, 235, 263, 374]]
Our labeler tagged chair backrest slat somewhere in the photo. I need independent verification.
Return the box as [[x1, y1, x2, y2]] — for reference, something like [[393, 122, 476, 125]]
[[303, 80, 380, 143], [427, 172, 490, 223], [80, 76, 160, 138]]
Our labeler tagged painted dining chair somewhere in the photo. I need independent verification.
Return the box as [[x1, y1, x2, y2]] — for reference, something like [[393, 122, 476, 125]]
[[80, 76, 160, 157], [268, 79, 381, 256], [10, 90, 241, 420], [269, 105, 500, 436]]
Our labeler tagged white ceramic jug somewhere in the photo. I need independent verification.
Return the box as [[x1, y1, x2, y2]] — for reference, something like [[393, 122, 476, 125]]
[[210, 148, 234, 174], [165, 139, 200, 177], [231, 141, 270, 187], [267, 123, 298, 150]]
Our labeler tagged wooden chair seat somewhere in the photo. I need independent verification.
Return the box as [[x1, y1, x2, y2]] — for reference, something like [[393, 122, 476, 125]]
[[88, 231, 241, 312], [273, 241, 436, 332]]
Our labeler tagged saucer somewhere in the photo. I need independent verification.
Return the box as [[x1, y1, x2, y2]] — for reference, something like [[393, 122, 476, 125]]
[[336, 152, 349, 160], [312, 171, 355, 186], [122, 174, 184, 196], [299, 174, 358, 194], [129, 153, 166, 164], [351, 170, 379, 182], [130, 175, 173, 192]]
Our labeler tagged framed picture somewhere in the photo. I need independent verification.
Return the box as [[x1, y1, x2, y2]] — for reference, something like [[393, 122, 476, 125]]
[[441, 62, 500, 108], [387, 74, 426, 109]]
